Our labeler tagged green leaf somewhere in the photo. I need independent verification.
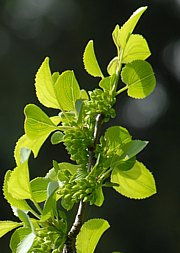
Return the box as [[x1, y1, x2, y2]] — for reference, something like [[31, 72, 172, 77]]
[[14, 134, 49, 164], [8, 161, 32, 200], [99, 75, 116, 93], [10, 227, 32, 253], [24, 104, 58, 139], [107, 57, 119, 76], [58, 162, 80, 175], [15, 114, 61, 164], [0, 221, 22, 238], [122, 34, 151, 63], [51, 131, 64, 145], [94, 186, 104, 207], [118, 6, 147, 49], [30, 177, 50, 203], [111, 161, 156, 199], [35, 57, 60, 109], [41, 182, 59, 222], [54, 70, 81, 111], [80, 89, 89, 100], [121, 60, 156, 99], [120, 140, 148, 161], [76, 218, 110, 253], [17, 232, 35, 253], [105, 126, 132, 149], [83, 40, 103, 78], [3, 171, 32, 211]]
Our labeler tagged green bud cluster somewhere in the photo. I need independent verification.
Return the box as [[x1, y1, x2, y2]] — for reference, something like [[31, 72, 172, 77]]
[[63, 126, 93, 167], [59, 175, 101, 206], [84, 89, 116, 122], [29, 222, 65, 253]]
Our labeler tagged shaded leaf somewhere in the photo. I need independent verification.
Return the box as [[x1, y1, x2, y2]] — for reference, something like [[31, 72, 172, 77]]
[[83, 40, 103, 78], [76, 218, 110, 253], [120, 140, 148, 161], [121, 60, 156, 98], [51, 131, 64, 145], [10, 227, 32, 253], [111, 161, 156, 199]]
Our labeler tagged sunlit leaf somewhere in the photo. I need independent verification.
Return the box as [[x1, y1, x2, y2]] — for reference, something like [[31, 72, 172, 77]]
[[107, 57, 119, 76], [10, 227, 32, 253], [0, 221, 22, 238], [35, 57, 60, 109], [3, 171, 32, 211], [111, 161, 156, 199], [24, 104, 58, 139], [54, 70, 81, 111], [121, 60, 156, 98], [30, 177, 50, 203], [99, 75, 116, 93], [105, 126, 132, 149], [122, 34, 151, 63], [76, 218, 110, 253], [83, 40, 103, 78], [8, 161, 32, 200], [118, 6, 147, 48]]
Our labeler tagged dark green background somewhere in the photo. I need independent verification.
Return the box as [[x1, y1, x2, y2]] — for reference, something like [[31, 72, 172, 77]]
[[1, 0, 180, 252]]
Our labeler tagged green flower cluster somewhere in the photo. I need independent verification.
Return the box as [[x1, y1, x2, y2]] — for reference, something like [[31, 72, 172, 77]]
[[59, 175, 101, 209], [63, 126, 93, 167], [85, 89, 116, 122], [29, 222, 66, 253]]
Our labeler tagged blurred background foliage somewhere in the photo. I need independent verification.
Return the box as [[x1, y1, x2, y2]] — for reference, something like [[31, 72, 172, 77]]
[[0, 0, 180, 252]]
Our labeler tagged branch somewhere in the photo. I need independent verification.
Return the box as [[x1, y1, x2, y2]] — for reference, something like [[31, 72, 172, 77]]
[[61, 113, 104, 253]]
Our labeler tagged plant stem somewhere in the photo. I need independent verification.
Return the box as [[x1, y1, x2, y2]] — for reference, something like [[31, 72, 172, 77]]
[[61, 113, 104, 253]]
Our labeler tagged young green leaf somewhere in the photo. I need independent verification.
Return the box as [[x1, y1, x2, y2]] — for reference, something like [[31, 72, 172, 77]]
[[14, 134, 49, 164], [24, 104, 59, 139], [35, 57, 60, 109], [83, 40, 104, 78], [76, 218, 110, 253], [99, 74, 116, 93], [93, 186, 104, 207], [107, 57, 119, 76], [8, 161, 32, 200], [51, 131, 64, 145], [17, 232, 36, 253], [15, 115, 61, 165], [121, 60, 156, 99], [122, 34, 151, 63], [30, 177, 50, 203], [111, 161, 156, 199], [117, 6, 148, 49], [54, 70, 81, 111], [0, 221, 22, 238], [40, 182, 59, 222], [10, 227, 32, 253], [3, 171, 33, 211]]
